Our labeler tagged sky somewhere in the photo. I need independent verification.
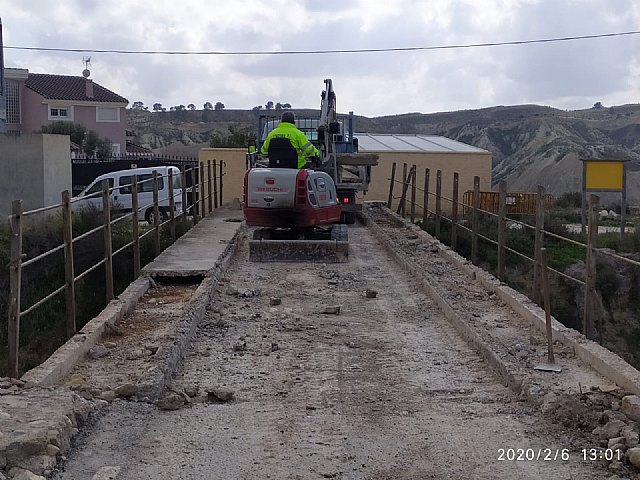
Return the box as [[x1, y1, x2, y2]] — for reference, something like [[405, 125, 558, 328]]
[[1, 0, 640, 117]]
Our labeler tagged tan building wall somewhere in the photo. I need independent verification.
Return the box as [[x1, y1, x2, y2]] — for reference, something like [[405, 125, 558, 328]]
[[198, 147, 492, 217], [363, 151, 492, 215], [198, 148, 246, 214]]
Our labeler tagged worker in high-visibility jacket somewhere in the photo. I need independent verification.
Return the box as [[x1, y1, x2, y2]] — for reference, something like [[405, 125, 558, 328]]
[[261, 111, 319, 169]]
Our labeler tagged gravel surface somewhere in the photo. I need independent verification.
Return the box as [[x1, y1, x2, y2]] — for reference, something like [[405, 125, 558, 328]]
[[51, 223, 610, 479]]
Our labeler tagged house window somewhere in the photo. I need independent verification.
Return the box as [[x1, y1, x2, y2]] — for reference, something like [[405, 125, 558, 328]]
[[6, 80, 20, 124], [96, 106, 120, 122], [48, 105, 73, 121]]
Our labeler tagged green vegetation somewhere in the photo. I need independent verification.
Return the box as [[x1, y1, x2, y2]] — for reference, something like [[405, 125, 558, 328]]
[[0, 208, 190, 376], [40, 121, 113, 159], [209, 125, 256, 148]]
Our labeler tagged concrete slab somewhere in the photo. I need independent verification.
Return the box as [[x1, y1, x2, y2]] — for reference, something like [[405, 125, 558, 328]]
[[143, 209, 243, 277]]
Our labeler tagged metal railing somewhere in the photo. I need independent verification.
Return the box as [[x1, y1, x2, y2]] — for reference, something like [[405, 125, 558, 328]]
[[5, 161, 226, 378], [387, 162, 639, 349]]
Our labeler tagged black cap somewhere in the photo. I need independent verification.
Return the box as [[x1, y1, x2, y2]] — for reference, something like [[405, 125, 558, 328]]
[[281, 111, 295, 124]]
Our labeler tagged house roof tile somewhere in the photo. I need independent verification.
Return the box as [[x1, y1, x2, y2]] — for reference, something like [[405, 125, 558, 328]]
[[25, 73, 128, 104]]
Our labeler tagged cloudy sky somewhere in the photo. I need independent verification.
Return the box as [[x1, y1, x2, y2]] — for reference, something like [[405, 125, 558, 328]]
[[2, 0, 639, 117]]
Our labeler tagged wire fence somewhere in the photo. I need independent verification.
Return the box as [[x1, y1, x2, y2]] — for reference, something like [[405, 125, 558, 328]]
[[387, 162, 640, 360], [5, 160, 226, 378]]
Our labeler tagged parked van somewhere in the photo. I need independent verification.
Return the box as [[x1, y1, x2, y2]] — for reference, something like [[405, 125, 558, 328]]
[[73, 166, 183, 224]]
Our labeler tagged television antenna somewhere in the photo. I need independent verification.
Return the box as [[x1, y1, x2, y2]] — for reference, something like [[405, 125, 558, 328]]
[[82, 56, 91, 78]]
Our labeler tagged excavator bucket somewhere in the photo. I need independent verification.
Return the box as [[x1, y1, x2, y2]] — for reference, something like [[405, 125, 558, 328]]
[[249, 239, 348, 263], [248, 225, 349, 263]]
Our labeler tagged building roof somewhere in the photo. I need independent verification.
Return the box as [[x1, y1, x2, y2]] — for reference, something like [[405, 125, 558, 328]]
[[25, 73, 128, 104], [355, 133, 489, 154]]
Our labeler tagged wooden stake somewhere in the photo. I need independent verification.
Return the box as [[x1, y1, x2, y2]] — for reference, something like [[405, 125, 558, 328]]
[[62, 191, 76, 338], [132, 175, 140, 278], [540, 248, 555, 364], [497, 181, 507, 282], [387, 162, 397, 209], [471, 176, 480, 265], [7, 200, 23, 378], [102, 180, 114, 302]]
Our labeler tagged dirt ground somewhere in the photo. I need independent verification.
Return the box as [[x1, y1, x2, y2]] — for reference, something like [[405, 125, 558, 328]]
[[48, 222, 619, 480]]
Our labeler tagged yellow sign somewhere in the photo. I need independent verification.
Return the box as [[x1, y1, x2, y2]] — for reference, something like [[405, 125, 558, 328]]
[[585, 160, 624, 190]]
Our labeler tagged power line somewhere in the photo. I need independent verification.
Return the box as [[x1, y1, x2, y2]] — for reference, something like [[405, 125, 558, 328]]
[[4, 30, 640, 56]]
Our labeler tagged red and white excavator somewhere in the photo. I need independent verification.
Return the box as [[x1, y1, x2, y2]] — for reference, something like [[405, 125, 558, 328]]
[[243, 79, 377, 262]]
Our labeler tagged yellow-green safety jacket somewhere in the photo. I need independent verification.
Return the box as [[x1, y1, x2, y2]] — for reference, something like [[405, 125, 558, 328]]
[[261, 122, 319, 169]]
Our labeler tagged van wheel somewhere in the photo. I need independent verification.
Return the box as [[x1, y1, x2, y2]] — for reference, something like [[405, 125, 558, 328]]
[[145, 207, 168, 225]]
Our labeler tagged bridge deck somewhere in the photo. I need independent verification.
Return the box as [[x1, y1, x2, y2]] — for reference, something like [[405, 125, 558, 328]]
[[142, 208, 243, 277]]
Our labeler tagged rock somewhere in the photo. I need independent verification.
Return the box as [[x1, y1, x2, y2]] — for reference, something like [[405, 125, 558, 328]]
[[7, 468, 45, 480], [622, 395, 640, 422], [240, 288, 261, 298], [66, 374, 87, 390], [365, 289, 378, 298], [327, 280, 338, 285], [603, 410, 628, 423], [145, 344, 159, 355], [269, 297, 282, 306], [609, 442, 625, 453], [593, 420, 627, 440], [156, 392, 185, 411], [232, 341, 247, 352], [45, 444, 59, 457], [628, 446, 640, 468], [622, 425, 639, 447], [207, 388, 234, 403], [103, 341, 117, 349], [88, 345, 110, 359], [0, 472, 6, 480], [607, 460, 624, 471], [321, 305, 341, 315], [184, 385, 199, 398], [97, 390, 117, 402], [114, 383, 139, 398], [608, 437, 625, 448], [271, 343, 279, 352], [599, 384, 621, 393], [225, 285, 238, 296]]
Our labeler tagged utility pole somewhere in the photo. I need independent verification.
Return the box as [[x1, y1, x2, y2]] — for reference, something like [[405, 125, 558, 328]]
[[0, 17, 7, 133]]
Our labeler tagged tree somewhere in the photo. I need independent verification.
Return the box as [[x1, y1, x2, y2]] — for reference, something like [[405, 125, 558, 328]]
[[593, 102, 603, 109], [275, 102, 282, 111], [203, 102, 213, 110], [265, 101, 274, 110], [209, 124, 256, 148], [187, 103, 196, 110], [41, 122, 112, 159], [252, 105, 262, 111], [282, 103, 292, 109], [153, 103, 163, 112], [132, 101, 146, 110], [169, 106, 176, 112], [214, 102, 225, 111]]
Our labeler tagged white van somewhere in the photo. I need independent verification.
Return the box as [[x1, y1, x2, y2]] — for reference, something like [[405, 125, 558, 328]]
[[74, 166, 183, 223]]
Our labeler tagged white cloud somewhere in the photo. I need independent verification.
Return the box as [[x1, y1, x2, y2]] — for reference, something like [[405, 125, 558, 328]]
[[1, 0, 639, 116]]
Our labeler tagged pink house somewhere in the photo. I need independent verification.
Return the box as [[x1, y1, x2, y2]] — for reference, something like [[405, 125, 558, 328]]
[[4, 68, 129, 154]]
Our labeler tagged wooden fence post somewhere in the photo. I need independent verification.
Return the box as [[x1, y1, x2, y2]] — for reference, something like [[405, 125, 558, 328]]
[[102, 180, 114, 302], [532, 185, 545, 305], [62, 191, 76, 339], [451, 172, 459, 250], [180, 165, 187, 225], [199, 162, 206, 217], [471, 176, 480, 265], [192, 165, 199, 225], [219, 160, 224, 207], [168, 169, 176, 242], [497, 180, 507, 282], [397, 163, 408, 216], [584, 194, 599, 341], [213, 160, 219, 209], [435, 170, 442, 239], [207, 160, 213, 215], [152, 171, 161, 256], [539, 248, 556, 364], [410, 165, 417, 223], [387, 162, 397, 209], [8, 200, 23, 378], [132, 175, 140, 278], [423, 168, 430, 225]]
